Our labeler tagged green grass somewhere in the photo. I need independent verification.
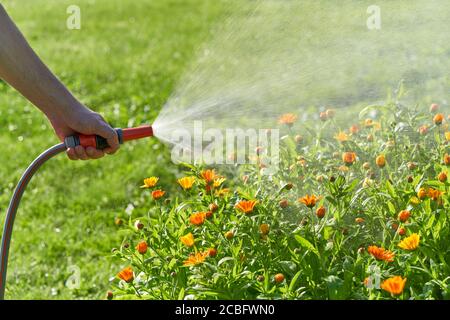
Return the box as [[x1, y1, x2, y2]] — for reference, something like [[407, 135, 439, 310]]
[[0, 0, 228, 299]]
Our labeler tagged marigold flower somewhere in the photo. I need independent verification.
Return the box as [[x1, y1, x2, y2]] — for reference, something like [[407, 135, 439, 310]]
[[364, 119, 373, 127], [235, 200, 258, 214], [355, 217, 365, 224], [445, 153, 450, 165], [180, 233, 195, 247], [213, 177, 226, 187], [136, 241, 148, 254], [438, 171, 447, 182], [183, 251, 208, 267], [367, 245, 395, 262], [209, 203, 219, 212], [429, 103, 439, 113], [260, 223, 270, 235], [398, 227, 406, 236], [225, 230, 234, 240], [417, 188, 427, 200], [117, 266, 134, 283], [342, 152, 356, 165], [381, 276, 407, 295], [141, 177, 159, 188], [299, 194, 319, 208], [215, 188, 230, 197], [151, 189, 165, 200], [274, 273, 285, 284], [279, 199, 289, 209], [376, 155, 386, 168], [316, 206, 326, 219], [398, 210, 410, 223], [433, 113, 444, 125], [334, 131, 349, 142], [398, 233, 420, 250], [278, 113, 297, 126], [428, 188, 443, 201], [319, 112, 328, 121], [418, 125, 429, 135], [177, 176, 196, 190], [189, 212, 207, 226]]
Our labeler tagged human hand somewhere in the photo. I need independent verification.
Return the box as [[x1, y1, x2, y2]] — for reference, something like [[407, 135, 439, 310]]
[[47, 103, 120, 160]]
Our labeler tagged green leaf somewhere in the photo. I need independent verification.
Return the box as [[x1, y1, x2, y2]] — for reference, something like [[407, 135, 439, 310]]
[[295, 235, 319, 258]]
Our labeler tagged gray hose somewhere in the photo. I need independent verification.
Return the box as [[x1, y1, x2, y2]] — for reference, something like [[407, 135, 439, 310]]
[[0, 143, 66, 299]]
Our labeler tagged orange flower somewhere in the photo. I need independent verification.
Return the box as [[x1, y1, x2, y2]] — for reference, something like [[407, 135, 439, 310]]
[[278, 113, 297, 126], [367, 245, 395, 262], [298, 194, 319, 208], [177, 176, 196, 190], [207, 248, 217, 257], [417, 187, 427, 200], [183, 251, 208, 267], [260, 223, 270, 235], [180, 232, 194, 247], [418, 125, 429, 135], [136, 241, 148, 254], [151, 189, 165, 200], [201, 169, 219, 185], [316, 206, 326, 219], [349, 124, 360, 134], [225, 230, 234, 240], [235, 200, 258, 214], [428, 188, 443, 201], [274, 273, 285, 284], [429, 103, 439, 112], [438, 171, 447, 182], [445, 153, 450, 165], [433, 113, 444, 125], [376, 155, 386, 168], [364, 119, 373, 127], [117, 266, 134, 283], [398, 233, 420, 250], [189, 212, 207, 226], [397, 210, 410, 223], [381, 276, 407, 295], [141, 177, 159, 188], [342, 152, 356, 165], [355, 217, 365, 224]]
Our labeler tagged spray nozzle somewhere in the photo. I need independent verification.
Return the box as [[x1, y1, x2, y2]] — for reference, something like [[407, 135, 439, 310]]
[[64, 125, 154, 150]]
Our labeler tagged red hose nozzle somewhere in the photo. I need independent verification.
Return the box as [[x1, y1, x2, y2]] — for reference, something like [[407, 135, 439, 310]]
[[64, 125, 153, 150]]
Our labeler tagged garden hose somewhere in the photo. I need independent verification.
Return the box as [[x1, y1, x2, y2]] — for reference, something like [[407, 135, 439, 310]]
[[0, 125, 153, 299]]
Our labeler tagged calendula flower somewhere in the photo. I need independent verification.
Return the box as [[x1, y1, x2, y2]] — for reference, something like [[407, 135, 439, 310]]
[[342, 152, 357, 165], [207, 248, 217, 257], [445, 153, 450, 165], [200, 169, 219, 187], [418, 125, 429, 135], [189, 212, 207, 226], [235, 200, 258, 214], [180, 233, 194, 247], [274, 273, 285, 284], [136, 241, 148, 254], [376, 155, 386, 168], [410, 196, 420, 205], [117, 266, 134, 283], [349, 124, 360, 134], [334, 131, 349, 142], [298, 194, 319, 208], [278, 113, 297, 126], [367, 245, 395, 262], [398, 210, 410, 223], [177, 176, 196, 190], [398, 233, 420, 250], [445, 132, 450, 141], [381, 276, 407, 295], [438, 171, 447, 182], [141, 177, 159, 188], [364, 119, 373, 127], [428, 188, 443, 201], [355, 217, 365, 224], [183, 251, 208, 267], [433, 113, 444, 125], [316, 206, 326, 219], [151, 189, 165, 200], [213, 177, 226, 187]]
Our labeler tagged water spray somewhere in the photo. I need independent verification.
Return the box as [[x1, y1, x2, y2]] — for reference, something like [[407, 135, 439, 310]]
[[0, 125, 154, 299]]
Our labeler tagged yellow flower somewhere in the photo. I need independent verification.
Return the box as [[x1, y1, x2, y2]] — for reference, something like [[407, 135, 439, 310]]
[[381, 276, 407, 295], [180, 233, 195, 247], [183, 251, 208, 266], [445, 132, 450, 141], [141, 177, 159, 188], [342, 152, 357, 165], [298, 194, 319, 208], [213, 177, 226, 187], [410, 196, 420, 205], [215, 188, 230, 197], [334, 131, 349, 142], [376, 155, 386, 168], [398, 233, 420, 251], [177, 176, 196, 190]]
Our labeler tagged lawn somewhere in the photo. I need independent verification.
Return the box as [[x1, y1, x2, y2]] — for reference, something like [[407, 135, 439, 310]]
[[0, 0, 228, 299]]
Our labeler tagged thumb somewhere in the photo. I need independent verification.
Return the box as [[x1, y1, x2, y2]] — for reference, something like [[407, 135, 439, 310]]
[[94, 120, 120, 153]]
